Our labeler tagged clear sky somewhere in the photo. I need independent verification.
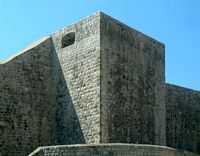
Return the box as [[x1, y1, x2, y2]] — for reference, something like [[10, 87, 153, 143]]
[[0, 0, 199, 90]]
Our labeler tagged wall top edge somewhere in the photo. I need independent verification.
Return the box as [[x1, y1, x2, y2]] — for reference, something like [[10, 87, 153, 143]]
[[0, 36, 51, 65]]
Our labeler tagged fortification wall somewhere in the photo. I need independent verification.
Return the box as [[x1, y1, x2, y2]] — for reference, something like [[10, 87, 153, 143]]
[[51, 12, 101, 144], [28, 144, 199, 156], [100, 13, 166, 145], [0, 37, 54, 156], [1, 12, 200, 156], [166, 83, 200, 154]]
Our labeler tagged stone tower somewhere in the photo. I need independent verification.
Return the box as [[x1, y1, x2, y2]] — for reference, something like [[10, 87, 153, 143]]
[[51, 11, 166, 146], [0, 12, 200, 156]]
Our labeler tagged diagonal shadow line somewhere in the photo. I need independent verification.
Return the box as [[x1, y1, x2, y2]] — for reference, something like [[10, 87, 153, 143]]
[[51, 41, 85, 144]]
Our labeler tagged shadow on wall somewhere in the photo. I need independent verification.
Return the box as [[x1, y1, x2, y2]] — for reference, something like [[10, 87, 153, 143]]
[[51, 43, 86, 144]]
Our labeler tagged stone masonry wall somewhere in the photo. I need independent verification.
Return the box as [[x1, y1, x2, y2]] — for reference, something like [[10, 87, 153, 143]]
[[1, 12, 200, 156], [0, 37, 54, 156], [51, 12, 101, 144], [166, 84, 200, 154], [100, 13, 166, 145], [29, 144, 199, 156]]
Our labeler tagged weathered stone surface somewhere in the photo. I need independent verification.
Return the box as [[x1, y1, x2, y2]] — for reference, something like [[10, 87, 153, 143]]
[[0, 37, 55, 156], [28, 144, 199, 156], [166, 84, 200, 154], [51, 12, 101, 144], [100, 12, 166, 145], [0, 12, 200, 156]]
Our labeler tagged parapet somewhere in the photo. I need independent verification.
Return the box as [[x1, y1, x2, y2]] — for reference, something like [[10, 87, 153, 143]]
[[28, 144, 199, 156]]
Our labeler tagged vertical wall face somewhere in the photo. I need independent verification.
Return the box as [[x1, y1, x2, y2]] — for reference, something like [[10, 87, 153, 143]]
[[51, 13, 101, 144], [0, 37, 54, 156], [166, 84, 200, 154], [100, 13, 166, 145]]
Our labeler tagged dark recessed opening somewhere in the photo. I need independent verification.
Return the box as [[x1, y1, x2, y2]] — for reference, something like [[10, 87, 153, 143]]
[[61, 32, 75, 48]]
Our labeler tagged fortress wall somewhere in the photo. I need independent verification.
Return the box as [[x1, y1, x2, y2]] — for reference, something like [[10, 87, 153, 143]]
[[100, 13, 166, 145], [28, 144, 199, 156], [51, 12, 101, 144], [0, 37, 54, 156], [166, 83, 200, 154]]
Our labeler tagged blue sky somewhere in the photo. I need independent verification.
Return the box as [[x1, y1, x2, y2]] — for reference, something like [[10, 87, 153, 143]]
[[0, 0, 199, 90]]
